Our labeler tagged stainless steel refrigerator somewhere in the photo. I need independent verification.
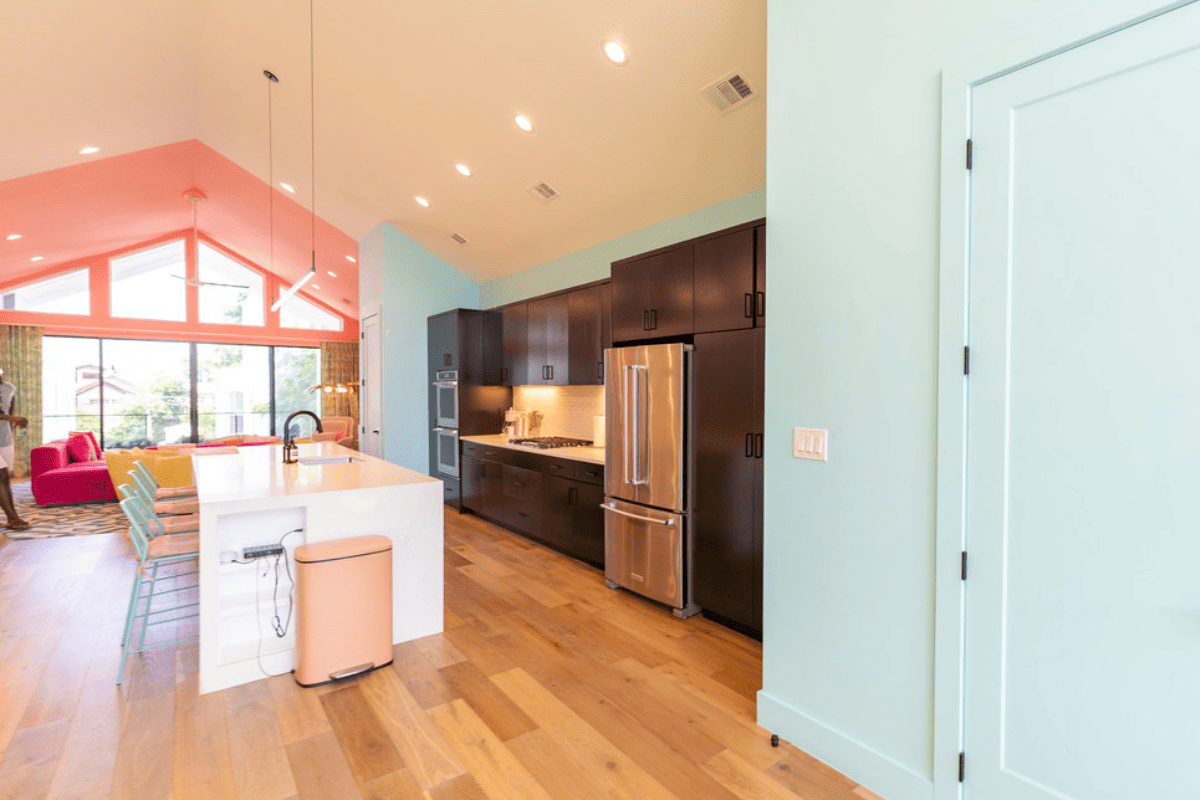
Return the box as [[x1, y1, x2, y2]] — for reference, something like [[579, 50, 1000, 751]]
[[603, 342, 699, 618]]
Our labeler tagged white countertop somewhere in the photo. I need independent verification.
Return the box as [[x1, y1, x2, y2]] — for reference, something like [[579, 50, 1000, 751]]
[[193, 441, 438, 504], [460, 434, 605, 465]]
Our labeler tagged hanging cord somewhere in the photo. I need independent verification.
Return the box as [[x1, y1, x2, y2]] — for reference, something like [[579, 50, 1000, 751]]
[[264, 69, 278, 284], [254, 526, 304, 678]]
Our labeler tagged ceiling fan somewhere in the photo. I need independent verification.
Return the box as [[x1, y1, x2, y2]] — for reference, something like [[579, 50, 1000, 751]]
[[173, 188, 251, 289]]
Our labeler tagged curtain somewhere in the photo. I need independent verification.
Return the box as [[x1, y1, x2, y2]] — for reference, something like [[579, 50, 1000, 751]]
[[320, 340, 359, 433], [0, 325, 43, 478]]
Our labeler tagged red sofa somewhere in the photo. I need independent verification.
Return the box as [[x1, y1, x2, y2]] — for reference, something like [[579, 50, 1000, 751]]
[[30, 439, 118, 505]]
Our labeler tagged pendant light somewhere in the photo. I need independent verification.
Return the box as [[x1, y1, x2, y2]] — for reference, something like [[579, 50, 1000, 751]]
[[269, 0, 319, 313]]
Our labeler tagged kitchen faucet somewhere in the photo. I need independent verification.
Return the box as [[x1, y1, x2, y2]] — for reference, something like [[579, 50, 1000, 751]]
[[282, 410, 323, 463]]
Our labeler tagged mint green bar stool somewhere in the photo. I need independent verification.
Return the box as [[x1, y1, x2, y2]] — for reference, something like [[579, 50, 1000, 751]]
[[131, 460, 197, 499], [117, 494, 200, 685]]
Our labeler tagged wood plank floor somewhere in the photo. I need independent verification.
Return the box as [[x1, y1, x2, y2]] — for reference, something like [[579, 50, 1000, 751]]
[[0, 504, 885, 800]]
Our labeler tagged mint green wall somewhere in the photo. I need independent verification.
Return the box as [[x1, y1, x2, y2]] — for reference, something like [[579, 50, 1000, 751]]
[[367, 222, 479, 474], [760, 2, 1068, 799], [481, 189, 765, 308]]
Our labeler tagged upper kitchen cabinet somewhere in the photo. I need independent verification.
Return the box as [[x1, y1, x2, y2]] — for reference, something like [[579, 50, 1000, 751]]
[[611, 245, 694, 342], [428, 310, 459, 374], [480, 309, 505, 386], [527, 294, 570, 385], [611, 219, 765, 343], [693, 227, 755, 334], [500, 303, 528, 386], [754, 225, 766, 324], [567, 283, 611, 385]]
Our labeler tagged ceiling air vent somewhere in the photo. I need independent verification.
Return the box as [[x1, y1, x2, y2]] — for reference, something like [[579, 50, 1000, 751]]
[[701, 71, 758, 114], [450, 233, 468, 245], [527, 181, 560, 202]]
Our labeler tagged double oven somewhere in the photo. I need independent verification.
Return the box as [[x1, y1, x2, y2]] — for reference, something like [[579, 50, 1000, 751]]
[[432, 370, 459, 478]]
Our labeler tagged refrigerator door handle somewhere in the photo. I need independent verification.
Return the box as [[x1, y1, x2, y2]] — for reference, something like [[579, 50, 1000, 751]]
[[631, 364, 648, 485], [623, 365, 633, 484], [601, 502, 676, 526]]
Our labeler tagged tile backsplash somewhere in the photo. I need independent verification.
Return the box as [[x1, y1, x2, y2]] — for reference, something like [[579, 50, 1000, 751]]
[[512, 385, 604, 442]]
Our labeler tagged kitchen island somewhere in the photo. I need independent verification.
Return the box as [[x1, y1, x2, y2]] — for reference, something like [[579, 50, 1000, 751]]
[[193, 441, 442, 694]]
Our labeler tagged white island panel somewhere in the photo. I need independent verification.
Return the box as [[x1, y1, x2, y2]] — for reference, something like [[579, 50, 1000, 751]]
[[195, 442, 443, 694]]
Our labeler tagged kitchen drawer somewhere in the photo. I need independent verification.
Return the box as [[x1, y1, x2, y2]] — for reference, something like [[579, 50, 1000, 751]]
[[463, 441, 505, 461], [502, 465, 542, 502], [442, 476, 461, 510], [541, 455, 575, 477], [572, 462, 604, 486], [501, 496, 541, 535]]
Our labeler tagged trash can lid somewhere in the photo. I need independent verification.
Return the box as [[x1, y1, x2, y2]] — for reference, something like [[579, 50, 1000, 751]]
[[294, 534, 392, 564]]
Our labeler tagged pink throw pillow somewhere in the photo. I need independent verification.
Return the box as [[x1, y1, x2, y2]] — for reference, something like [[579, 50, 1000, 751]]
[[68, 430, 102, 460], [66, 433, 98, 463]]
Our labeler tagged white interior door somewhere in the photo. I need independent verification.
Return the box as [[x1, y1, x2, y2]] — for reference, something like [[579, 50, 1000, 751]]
[[965, 7, 1200, 799], [361, 311, 382, 459]]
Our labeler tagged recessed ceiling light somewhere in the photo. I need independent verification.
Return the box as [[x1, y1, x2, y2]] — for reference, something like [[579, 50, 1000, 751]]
[[455, 163, 472, 177], [327, 271, 337, 278], [30, 256, 43, 262], [5, 234, 20, 241], [79, 146, 100, 155], [415, 196, 430, 207], [514, 114, 534, 133], [603, 40, 628, 65], [280, 182, 296, 193], [345, 255, 356, 263]]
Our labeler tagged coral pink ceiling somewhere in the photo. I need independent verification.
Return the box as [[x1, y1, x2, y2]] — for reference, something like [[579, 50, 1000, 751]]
[[0, 141, 359, 317]]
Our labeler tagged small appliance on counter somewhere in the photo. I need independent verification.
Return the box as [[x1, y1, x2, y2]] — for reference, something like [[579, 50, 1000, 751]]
[[503, 408, 537, 439]]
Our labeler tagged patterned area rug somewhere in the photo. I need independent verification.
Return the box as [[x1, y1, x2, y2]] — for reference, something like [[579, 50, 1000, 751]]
[[5, 481, 127, 540]]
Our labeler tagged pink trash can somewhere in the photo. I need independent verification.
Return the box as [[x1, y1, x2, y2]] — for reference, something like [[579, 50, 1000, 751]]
[[293, 534, 393, 687]]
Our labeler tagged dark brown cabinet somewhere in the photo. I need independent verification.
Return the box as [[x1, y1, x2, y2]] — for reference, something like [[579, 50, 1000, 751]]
[[427, 311, 458, 371], [461, 440, 604, 568], [611, 245, 694, 342], [480, 310, 505, 386], [527, 294, 569, 385], [754, 225, 766, 324], [692, 327, 764, 633], [693, 228, 755, 334], [567, 283, 610, 385], [500, 304, 528, 386]]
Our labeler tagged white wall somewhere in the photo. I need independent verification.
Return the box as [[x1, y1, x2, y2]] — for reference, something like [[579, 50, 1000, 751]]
[[760, 2, 1074, 798]]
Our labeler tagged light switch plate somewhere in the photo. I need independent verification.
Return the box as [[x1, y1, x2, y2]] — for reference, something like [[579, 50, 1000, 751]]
[[793, 428, 828, 461]]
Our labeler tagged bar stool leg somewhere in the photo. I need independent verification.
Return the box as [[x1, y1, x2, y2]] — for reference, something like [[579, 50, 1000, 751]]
[[136, 562, 159, 654]]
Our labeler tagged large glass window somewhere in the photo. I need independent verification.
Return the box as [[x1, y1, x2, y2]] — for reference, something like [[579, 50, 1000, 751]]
[[101, 340, 192, 448], [110, 240, 187, 321], [274, 347, 321, 436], [280, 295, 343, 331], [41, 336, 320, 446], [41, 337, 101, 441], [198, 243, 265, 326], [1, 268, 90, 315], [197, 344, 271, 439]]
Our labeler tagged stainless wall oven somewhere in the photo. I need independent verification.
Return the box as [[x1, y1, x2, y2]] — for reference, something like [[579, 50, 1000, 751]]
[[434, 370, 458, 429], [434, 427, 459, 478]]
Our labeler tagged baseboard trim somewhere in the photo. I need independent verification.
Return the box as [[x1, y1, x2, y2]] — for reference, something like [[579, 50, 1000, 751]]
[[756, 690, 933, 800]]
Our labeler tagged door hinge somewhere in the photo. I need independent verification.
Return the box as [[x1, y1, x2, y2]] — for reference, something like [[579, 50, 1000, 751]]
[[959, 752, 966, 782], [966, 139, 973, 170], [963, 346, 970, 376], [961, 551, 967, 581]]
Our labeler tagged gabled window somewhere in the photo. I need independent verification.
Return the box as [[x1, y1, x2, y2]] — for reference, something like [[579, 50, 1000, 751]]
[[198, 243, 265, 326], [1, 268, 90, 314], [110, 239, 187, 321], [279, 294, 343, 331]]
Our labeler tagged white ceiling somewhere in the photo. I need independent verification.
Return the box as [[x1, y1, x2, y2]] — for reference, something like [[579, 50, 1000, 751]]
[[1, 0, 766, 285]]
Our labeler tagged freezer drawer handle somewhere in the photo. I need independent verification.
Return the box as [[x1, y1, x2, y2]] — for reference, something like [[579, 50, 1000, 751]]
[[601, 502, 675, 526]]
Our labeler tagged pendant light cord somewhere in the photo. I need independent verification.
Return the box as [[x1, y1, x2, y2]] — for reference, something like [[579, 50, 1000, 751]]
[[265, 70, 277, 282]]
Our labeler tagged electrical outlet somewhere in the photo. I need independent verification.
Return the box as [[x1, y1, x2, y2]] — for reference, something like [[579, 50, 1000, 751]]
[[243, 544, 285, 560], [793, 428, 828, 461]]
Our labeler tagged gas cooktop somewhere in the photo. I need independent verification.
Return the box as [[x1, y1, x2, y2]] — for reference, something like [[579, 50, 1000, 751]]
[[508, 436, 594, 449]]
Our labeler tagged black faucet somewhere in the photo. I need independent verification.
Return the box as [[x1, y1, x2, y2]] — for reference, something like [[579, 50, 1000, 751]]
[[282, 410, 323, 464]]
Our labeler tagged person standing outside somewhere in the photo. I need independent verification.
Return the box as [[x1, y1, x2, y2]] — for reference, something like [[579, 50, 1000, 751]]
[[0, 368, 31, 530]]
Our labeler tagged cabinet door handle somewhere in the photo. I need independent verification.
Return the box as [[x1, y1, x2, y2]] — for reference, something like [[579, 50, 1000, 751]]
[[568, 487, 577, 504], [756, 291, 765, 318], [515, 481, 527, 487], [744, 293, 754, 318], [500, 367, 508, 383], [549, 464, 564, 470], [517, 511, 528, 518], [444, 353, 451, 366], [755, 433, 764, 459], [597, 360, 603, 380], [643, 310, 649, 331], [745, 433, 754, 458], [649, 309, 657, 330], [583, 469, 599, 477], [547, 365, 553, 380]]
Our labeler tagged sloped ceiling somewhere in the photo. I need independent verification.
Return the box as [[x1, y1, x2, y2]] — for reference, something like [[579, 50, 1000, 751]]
[[0, 0, 766, 317]]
